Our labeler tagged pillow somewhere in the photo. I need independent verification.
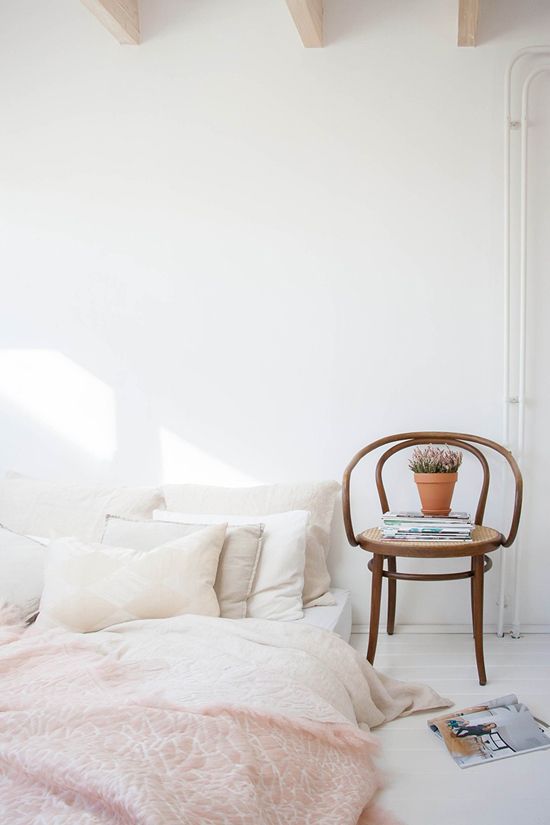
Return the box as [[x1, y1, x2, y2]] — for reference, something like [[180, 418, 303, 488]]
[[156, 509, 308, 621], [0, 473, 164, 542], [34, 523, 227, 633], [0, 525, 46, 620], [102, 516, 263, 619], [162, 481, 340, 607]]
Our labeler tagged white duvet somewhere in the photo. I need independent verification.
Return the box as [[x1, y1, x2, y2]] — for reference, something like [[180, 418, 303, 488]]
[[98, 614, 447, 729]]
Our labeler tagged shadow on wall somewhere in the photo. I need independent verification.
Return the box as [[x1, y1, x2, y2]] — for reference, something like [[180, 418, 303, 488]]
[[478, 0, 550, 44]]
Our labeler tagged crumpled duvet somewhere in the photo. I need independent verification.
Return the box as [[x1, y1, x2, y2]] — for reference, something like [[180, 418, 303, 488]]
[[0, 607, 450, 824]]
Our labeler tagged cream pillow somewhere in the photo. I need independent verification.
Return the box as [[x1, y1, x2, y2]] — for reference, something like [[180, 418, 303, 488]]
[[157, 509, 308, 622], [0, 473, 164, 542], [102, 516, 263, 619], [162, 481, 340, 607], [0, 525, 46, 621], [35, 523, 227, 633]]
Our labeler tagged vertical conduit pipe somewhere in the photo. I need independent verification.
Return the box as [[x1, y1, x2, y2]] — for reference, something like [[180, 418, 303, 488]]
[[510, 66, 550, 638], [502, 47, 550, 638]]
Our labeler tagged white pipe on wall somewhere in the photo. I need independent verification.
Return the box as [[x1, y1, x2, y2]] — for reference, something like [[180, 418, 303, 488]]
[[503, 47, 550, 449], [510, 65, 550, 638], [502, 48, 550, 638]]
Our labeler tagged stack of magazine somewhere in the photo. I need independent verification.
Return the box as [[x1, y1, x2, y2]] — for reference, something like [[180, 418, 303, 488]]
[[428, 695, 550, 768], [380, 511, 473, 542]]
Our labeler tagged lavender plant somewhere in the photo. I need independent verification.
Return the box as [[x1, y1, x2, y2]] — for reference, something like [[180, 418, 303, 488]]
[[408, 445, 463, 474]]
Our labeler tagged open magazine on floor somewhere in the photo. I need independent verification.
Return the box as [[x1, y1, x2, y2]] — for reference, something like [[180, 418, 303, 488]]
[[428, 695, 550, 768]]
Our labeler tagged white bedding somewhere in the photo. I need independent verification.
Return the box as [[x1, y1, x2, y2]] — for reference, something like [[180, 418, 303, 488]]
[[21, 611, 446, 732], [300, 587, 352, 641]]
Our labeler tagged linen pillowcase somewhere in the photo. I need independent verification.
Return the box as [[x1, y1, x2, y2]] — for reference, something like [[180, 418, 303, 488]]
[[102, 516, 263, 619], [34, 523, 227, 633], [0, 472, 164, 542], [0, 525, 46, 621], [156, 509, 308, 622], [161, 481, 340, 607]]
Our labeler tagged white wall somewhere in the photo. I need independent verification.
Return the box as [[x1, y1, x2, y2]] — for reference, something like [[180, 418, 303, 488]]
[[1, 0, 549, 629]]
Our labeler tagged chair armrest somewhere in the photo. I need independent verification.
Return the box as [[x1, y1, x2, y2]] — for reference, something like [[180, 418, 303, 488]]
[[502, 468, 523, 547]]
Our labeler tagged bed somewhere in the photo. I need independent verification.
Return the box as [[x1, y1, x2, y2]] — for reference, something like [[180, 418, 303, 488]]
[[0, 476, 450, 824]]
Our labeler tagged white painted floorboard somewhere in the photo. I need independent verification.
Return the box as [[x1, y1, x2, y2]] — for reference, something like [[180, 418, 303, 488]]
[[351, 632, 550, 825]]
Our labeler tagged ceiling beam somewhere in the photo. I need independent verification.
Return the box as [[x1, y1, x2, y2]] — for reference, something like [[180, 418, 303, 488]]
[[81, 0, 140, 44], [458, 0, 479, 47], [285, 0, 323, 48]]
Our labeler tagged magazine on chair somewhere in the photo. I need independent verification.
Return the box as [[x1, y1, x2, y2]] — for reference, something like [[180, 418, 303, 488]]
[[428, 695, 550, 768]]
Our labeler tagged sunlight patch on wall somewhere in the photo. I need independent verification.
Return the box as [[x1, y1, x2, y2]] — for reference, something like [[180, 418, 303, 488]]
[[0, 350, 116, 460], [160, 427, 258, 486]]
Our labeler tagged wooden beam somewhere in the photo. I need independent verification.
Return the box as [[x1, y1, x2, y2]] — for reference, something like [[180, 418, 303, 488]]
[[81, 0, 140, 44], [285, 0, 323, 48], [458, 0, 479, 47]]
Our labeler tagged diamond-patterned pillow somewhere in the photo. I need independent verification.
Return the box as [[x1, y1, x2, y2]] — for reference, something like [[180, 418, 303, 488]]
[[35, 523, 227, 633]]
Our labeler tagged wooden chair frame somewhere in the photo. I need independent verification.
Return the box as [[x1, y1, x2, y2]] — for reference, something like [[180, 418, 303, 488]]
[[342, 432, 523, 685]]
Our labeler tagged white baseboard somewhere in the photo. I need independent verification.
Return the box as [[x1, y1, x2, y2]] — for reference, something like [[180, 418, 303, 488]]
[[351, 623, 550, 635]]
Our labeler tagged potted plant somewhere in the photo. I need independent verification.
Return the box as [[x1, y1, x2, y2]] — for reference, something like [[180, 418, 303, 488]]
[[409, 445, 463, 516]]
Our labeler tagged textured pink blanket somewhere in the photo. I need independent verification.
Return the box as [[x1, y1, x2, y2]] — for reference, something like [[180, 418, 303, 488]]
[[0, 610, 447, 824]]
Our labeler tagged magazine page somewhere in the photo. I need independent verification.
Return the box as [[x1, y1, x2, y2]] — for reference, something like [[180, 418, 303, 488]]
[[428, 698, 550, 768]]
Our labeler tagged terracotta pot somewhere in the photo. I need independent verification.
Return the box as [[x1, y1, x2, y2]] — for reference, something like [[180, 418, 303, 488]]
[[414, 472, 458, 516]]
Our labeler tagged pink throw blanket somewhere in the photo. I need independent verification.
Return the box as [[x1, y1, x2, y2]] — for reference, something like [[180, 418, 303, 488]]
[[0, 609, 448, 824]]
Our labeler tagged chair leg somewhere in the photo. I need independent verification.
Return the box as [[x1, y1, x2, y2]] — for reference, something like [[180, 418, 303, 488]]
[[387, 556, 397, 635], [472, 555, 487, 686], [470, 557, 475, 635], [367, 554, 383, 665]]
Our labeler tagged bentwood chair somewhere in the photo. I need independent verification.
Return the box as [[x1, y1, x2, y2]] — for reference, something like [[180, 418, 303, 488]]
[[342, 432, 523, 685]]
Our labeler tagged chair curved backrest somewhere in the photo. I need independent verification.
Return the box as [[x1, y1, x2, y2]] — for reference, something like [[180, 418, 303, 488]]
[[342, 431, 523, 549]]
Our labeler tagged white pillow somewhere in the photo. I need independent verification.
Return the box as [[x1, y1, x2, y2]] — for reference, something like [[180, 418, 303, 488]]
[[0, 525, 46, 620], [101, 516, 263, 620], [0, 473, 164, 542], [162, 482, 340, 607], [156, 510, 308, 621], [34, 523, 227, 633]]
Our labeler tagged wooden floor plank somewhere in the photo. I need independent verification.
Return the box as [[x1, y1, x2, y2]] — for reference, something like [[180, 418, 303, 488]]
[[380, 665, 550, 680], [374, 651, 550, 664], [368, 635, 550, 646]]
